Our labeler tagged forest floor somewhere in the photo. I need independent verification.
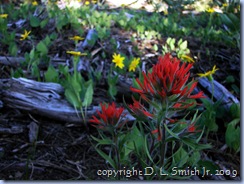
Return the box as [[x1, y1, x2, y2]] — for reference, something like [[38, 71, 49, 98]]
[[0, 0, 241, 180]]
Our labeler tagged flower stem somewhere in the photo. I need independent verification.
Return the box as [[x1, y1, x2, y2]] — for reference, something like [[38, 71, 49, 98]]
[[160, 120, 166, 167]]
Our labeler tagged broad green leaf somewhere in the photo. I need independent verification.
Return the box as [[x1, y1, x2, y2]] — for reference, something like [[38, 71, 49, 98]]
[[31, 63, 40, 81], [188, 151, 201, 165], [50, 32, 58, 40], [230, 103, 240, 119], [82, 80, 93, 107], [29, 48, 35, 60], [43, 36, 51, 46], [40, 19, 49, 28], [197, 160, 219, 175], [36, 41, 48, 55], [225, 118, 240, 152], [71, 74, 82, 94], [44, 65, 59, 83], [173, 146, 189, 167], [30, 15, 40, 27], [9, 43, 18, 56], [123, 126, 144, 156], [108, 85, 117, 99], [65, 88, 80, 108], [179, 40, 187, 50]]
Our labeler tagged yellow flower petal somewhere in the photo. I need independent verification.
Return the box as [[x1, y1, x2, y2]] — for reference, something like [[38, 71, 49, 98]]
[[112, 53, 125, 69], [181, 55, 195, 63], [0, 14, 8, 18], [20, 30, 31, 41], [197, 65, 218, 78], [223, 3, 228, 7], [32, 1, 38, 6], [69, 36, 84, 41], [66, 51, 87, 57], [206, 8, 215, 13], [129, 58, 140, 72]]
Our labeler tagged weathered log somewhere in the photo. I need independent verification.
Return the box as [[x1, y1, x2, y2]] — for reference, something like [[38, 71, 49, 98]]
[[0, 78, 135, 124], [197, 77, 240, 110], [0, 56, 25, 66], [0, 56, 66, 67]]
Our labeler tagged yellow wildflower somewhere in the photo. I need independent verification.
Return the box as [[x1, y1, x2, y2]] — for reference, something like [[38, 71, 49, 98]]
[[66, 51, 87, 57], [85, 1, 90, 5], [112, 53, 125, 69], [222, 3, 228, 7], [197, 65, 218, 78], [69, 36, 84, 41], [181, 55, 194, 63], [92, 0, 97, 3], [32, 1, 38, 6], [20, 30, 31, 41], [0, 14, 8, 19], [129, 58, 140, 72], [206, 8, 215, 13]]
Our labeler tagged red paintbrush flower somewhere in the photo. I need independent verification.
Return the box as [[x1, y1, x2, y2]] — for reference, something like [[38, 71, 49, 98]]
[[128, 97, 153, 120], [130, 54, 205, 104], [151, 128, 162, 141], [187, 122, 201, 133], [89, 102, 126, 131]]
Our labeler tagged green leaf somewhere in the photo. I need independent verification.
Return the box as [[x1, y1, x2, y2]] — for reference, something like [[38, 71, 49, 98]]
[[225, 118, 240, 152], [9, 43, 18, 56], [29, 48, 35, 60], [169, 38, 175, 51], [125, 126, 144, 155], [40, 19, 49, 28], [144, 134, 155, 164], [94, 146, 117, 169], [50, 32, 58, 40], [65, 88, 80, 108], [188, 151, 201, 165], [108, 85, 117, 99], [179, 40, 187, 50], [71, 74, 82, 94], [43, 36, 51, 46], [11, 68, 24, 78], [181, 137, 212, 150], [31, 63, 40, 81], [173, 146, 189, 167], [82, 80, 93, 107], [30, 15, 40, 27], [164, 123, 180, 140], [229, 103, 240, 119], [197, 160, 219, 175], [44, 65, 59, 83], [90, 135, 113, 145], [36, 41, 48, 55], [153, 44, 158, 51]]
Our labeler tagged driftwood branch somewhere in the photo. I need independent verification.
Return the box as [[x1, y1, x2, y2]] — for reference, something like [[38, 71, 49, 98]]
[[0, 78, 135, 124], [197, 77, 239, 110]]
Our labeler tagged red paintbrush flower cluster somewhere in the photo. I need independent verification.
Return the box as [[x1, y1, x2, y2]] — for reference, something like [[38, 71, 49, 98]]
[[130, 54, 205, 107], [129, 54, 205, 140], [128, 97, 153, 120], [89, 102, 126, 131]]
